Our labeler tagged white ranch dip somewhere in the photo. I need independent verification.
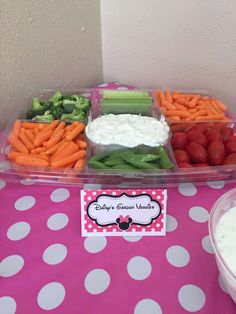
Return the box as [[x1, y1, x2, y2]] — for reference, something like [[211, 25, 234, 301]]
[[215, 206, 236, 276], [85, 114, 169, 147]]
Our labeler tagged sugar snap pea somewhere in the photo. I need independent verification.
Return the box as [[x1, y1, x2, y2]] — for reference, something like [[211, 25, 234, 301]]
[[112, 164, 136, 170], [158, 146, 173, 169], [88, 160, 109, 169]]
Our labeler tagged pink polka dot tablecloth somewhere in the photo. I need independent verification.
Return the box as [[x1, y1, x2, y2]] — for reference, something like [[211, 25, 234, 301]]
[[1, 83, 236, 313]]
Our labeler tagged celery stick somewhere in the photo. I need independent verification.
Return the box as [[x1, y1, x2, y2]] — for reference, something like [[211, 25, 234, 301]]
[[102, 90, 151, 100], [101, 99, 152, 105]]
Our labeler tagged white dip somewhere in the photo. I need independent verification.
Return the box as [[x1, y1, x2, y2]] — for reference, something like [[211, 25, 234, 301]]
[[215, 206, 236, 276], [85, 114, 169, 147]]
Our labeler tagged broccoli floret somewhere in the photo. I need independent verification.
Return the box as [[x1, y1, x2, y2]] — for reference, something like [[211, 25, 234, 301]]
[[49, 91, 63, 104], [60, 109, 85, 122], [32, 97, 44, 111], [51, 106, 64, 119], [74, 96, 91, 112], [26, 108, 45, 119], [63, 99, 76, 113], [32, 110, 54, 122]]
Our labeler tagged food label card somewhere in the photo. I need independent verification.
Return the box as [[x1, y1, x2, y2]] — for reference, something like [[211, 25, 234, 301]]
[[81, 189, 167, 236]]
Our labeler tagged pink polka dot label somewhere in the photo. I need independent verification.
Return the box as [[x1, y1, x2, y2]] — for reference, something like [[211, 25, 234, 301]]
[[81, 189, 167, 236]]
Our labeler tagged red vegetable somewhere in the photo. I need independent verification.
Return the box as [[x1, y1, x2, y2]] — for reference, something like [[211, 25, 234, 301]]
[[221, 126, 233, 142], [178, 162, 193, 168], [223, 153, 236, 165], [207, 141, 225, 166], [226, 135, 236, 143], [174, 149, 190, 163], [225, 142, 236, 155], [171, 132, 188, 150], [186, 130, 208, 147], [205, 129, 223, 143], [186, 142, 208, 163]]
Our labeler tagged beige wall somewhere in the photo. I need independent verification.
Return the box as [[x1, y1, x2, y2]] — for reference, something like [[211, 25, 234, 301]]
[[0, 0, 103, 127], [101, 0, 236, 110]]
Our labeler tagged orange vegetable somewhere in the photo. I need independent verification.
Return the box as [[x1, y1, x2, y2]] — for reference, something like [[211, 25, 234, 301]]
[[51, 150, 86, 168], [19, 131, 35, 151], [65, 123, 85, 141], [166, 88, 173, 104], [33, 128, 40, 136], [166, 110, 190, 118], [15, 154, 49, 167], [8, 136, 29, 154], [22, 122, 39, 129], [51, 141, 78, 162], [74, 158, 85, 170], [43, 120, 60, 132], [75, 139, 87, 149], [185, 109, 206, 121], [25, 129, 35, 144], [188, 95, 200, 108], [12, 120, 21, 138], [162, 101, 176, 110], [195, 114, 225, 121], [45, 139, 66, 155], [43, 128, 64, 148], [34, 130, 53, 147]]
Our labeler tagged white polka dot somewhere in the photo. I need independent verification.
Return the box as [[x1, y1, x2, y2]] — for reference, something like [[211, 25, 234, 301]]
[[92, 192, 97, 196], [207, 180, 225, 189], [218, 274, 229, 294], [132, 191, 136, 195], [0, 255, 24, 277], [178, 284, 206, 312], [84, 237, 107, 253], [142, 228, 145, 232], [202, 235, 214, 254], [43, 244, 67, 265], [97, 83, 108, 87], [112, 229, 117, 232], [112, 191, 116, 195], [127, 256, 152, 280], [0, 296, 17, 314], [0, 180, 6, 189], [47, 213, 69, 231], [157, 195, 161, 199], [14, 196, 36, 211], [189, 206, 209, 223], [20, 179, 35, 185], [87, 196, 92, 201], [93, 229, 97, 232], [178, 183, 197, 196], [166, 246, 190, 267], [156, 223, 160, 228], [84, 269, 110, 294], [88, 224, 92, 229], [7, 222, 31, 241], [152, 191, 156, 195], [116, 86, 128, 90], [123, 236, 142, 242], [50, 188, 70, 202], [166, 215, 178, 232], [37, 282, 65, 310], [134, 299, 162, 314]]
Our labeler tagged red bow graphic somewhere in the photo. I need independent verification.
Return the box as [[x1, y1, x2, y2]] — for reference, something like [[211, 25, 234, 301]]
[[119, 215, 130, 223]]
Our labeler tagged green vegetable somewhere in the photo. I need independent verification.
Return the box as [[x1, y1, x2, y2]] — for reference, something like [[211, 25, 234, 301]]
[[32, 97, 43, 111], [50, 106, 64, 120], [121, 155, 160, 169], [88, 160, 109, 169], [74, 96, 91, 112], [104, 157, 126, 166], [63, 100, 76, 114], [102, 90, 151, 100], [49, 91, 63, 104], [60, 108, 85, 122], [89, 153, 108, 163], [158, 146, 173, 169], [32, 110, 54, 122], [121, 152, 159, 163], [112, 164, 136, 170]]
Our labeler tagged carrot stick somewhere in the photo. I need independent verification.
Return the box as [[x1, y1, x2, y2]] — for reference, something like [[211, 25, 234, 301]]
[[156, 90, 166, 104], [172, 93, 196, 100], [8, 136, 29, 154], [75, 139, 87, 149], [43, 128, 64, 148], [174, 98, 186, 105], [51, 122, 65, 137], [195, 114, 224, 121], [213, 99, 227, 111], [38, 123, 47, 130], [15, 154, 49, 167], [12, 120, 21, 138], [66, 123, 85, 141], [165, 110, 190, 118], [19, 131, 35, 151], [188, 95, 201, 108], [185, 109, 207, 121], [33, 128, 40, 136], [74, 158, 85, 170], [25, 129, 35, 144], [45, 139, 66, 155], [168, 116, 181, 121], [22, 122, 39, 129], [51, 150, 86, 168], [161, 101, 176, 110], [43, 120, 60, 132], [34, 130, 53, 147], [166, 89, 173, 104], [52, 141, 78, 162], [173, 102, 188, 111], [35, 147, 46, 153]]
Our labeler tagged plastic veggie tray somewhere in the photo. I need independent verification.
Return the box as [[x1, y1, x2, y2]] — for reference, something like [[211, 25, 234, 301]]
[[0, 88, 236, 187]]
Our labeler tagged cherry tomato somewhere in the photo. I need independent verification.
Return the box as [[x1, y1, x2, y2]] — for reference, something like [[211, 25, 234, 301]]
[[186, 142, 208, 163], [174, 149, 190, 163], [171, 132, 188, 150], [186, 130, 208, 147], [223, 153, 236, 165], [205, 129, 223, 143], [207, 141, 225, 166], [221, 126, 234, 142], [225, 142, 236, 155]]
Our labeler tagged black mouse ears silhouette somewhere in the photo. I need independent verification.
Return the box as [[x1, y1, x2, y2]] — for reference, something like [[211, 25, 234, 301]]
[[116, 215, 133, 230]]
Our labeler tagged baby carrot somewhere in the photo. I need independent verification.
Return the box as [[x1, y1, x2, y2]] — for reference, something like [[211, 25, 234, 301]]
[[166, 88, 173, 104], [19, 131, 35, 151], [51, 122, 65, 136], [173, 102, 188, 111], [185, 109, 206, 121], [25, 129, 35, 144], [12, 120, 21, 138], [51, 150, 86, 168], [15, 154, 49, 167], [38, 123, 47, 130], [35, 147, 46, 153], [33, 128, 40, 136], [168, 116, 181, 121], [43, 128, 64, 148], [45, 139, 66, 155], [156, 90, 166, 104], [66, 123, 85, 141], [165, 110, 190, 118], [172, 93, 196, 100], [74, 158, 85, 171], [195, 114, 224, 121], [52, 141, 78, 162], [34, 130, 53, 147], [7, 151, 22, 161], [22, 122, 39, 129], [212, 99, 227, 112], [8, 136, 29, 154], [75, 139, 87, 149], [188, 95, 201, 108], [43, 120, 60, 132], [162, 101, 176, 110]]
